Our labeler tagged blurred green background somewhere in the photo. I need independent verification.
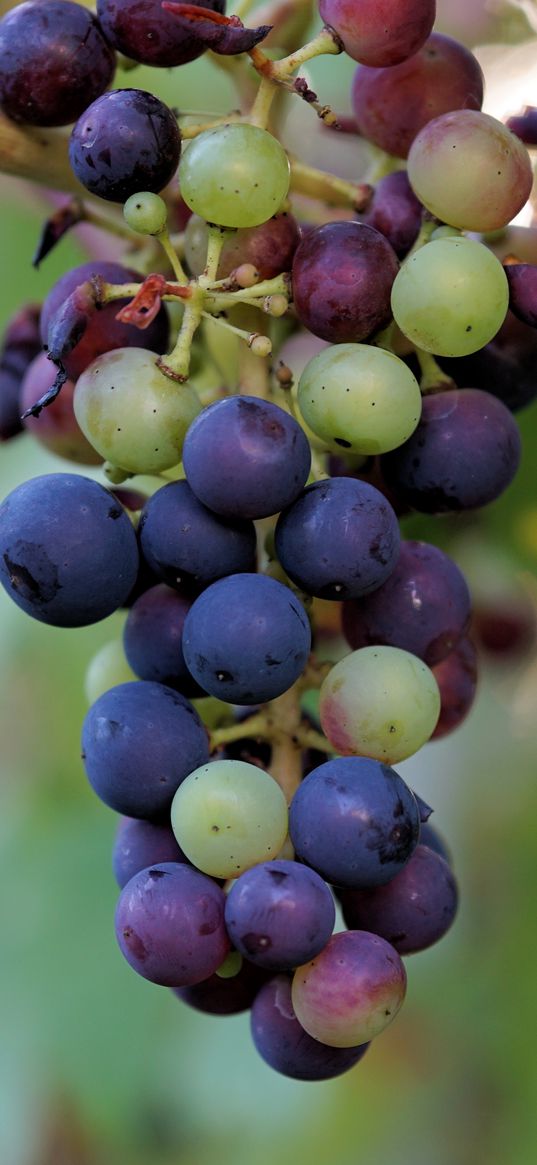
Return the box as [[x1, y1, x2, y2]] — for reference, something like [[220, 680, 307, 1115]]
[[2, 3, 537, 1163]]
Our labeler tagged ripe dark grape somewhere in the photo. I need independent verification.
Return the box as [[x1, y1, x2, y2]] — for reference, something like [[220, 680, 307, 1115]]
[[251, 976, 369, 1080], [97, 0, 225, 68], [175, 960, 269, 1016], [318, 0, 436, 66], [419, 822, 452, 865], [381, 389, 521, 513], [113, 817, 191, 889], [505, 264, 537, 329], [289, 757, 420, 888], [123, 584, 201, 696], [224, 861, 335, 971], [69, 89, 182, 203], [275, 477, 400, 600], [115, 863, 230, 987], [0, 474, 139, 627], [362, 171, 422, 258], [291, 222, 399, 344], [431, 637, 478, 740], [439, 311, 537, 414], [82, 681, 210, 819], [0, 304, 41, 441], [0, 0, 115, 127], [506, 106, 537, 146], [341, 540, 471, 665], [351, 32, 484, 159]]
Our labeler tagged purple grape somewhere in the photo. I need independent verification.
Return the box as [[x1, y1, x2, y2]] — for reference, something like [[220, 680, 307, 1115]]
[[341, 540, 471, 666], [224, 860, 336, 971], [505, 264, 537, 328], [419, 822, 452, 865], [431, 637, 478, 740], [182, 396, 311, 520], [113, 817, 191, 888], [123, 584, 201, 696], [40, 261, 169, 381], [381, 389, 521, 513], [81, 681, 210, 819], [115, 863, 230, 987], [69, 89, 181, 203], [97, 0, 225, 68], [138, 480, 257, 589], [289, 757, 420, 889], [0, 304, 41, 441], [439, 312, 537, 413], [291, 222, 399, 343], [0, 474, 138, 627], [20, 353, 101, 465], [363, 170, 422, 257], [351, 33, 484, 159], [275, 478, 400, 600], [339, 845, 459, 954], [0, 1, 115, 127], [174, 960, 269, 1015], [251, 976, 369, 1080], [473, 597, 537, 658], [506, 107, 537, 146], [182, 573, 311, 705], [318, 0, 435, 66], [186, 211, 301, 280]]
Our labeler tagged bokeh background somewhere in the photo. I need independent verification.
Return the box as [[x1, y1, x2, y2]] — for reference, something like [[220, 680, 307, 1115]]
[[1, 1, 537, 1162]]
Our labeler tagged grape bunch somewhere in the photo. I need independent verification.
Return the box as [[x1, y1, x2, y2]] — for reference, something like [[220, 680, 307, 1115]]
[[0, 0, 534, 1082]]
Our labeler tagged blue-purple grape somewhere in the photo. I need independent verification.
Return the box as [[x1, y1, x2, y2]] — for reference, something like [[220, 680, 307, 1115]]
[[174, 960, 269, 1016], [251, 976, 369, 1080], [362, 170, 422, 257], [224, 860, 335, 970], [123, 584, 201, 696], [113, 817, 191, 889]]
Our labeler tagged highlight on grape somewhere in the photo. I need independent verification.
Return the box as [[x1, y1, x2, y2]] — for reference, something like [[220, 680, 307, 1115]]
[[0, 0, 535, 1085]]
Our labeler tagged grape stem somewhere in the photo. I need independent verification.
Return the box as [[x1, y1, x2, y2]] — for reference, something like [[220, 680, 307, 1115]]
[[248, 28, 342, 129], [289, 159, 373, 211], [416, 350, 458, 395]]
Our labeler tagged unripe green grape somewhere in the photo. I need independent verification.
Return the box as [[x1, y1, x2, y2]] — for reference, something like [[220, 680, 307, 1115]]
[[319, 646, 440, 763], [84, 640, 136, 705], [73, 347, 202, 474], [390, 237, 509, 357], [178, 124, 291, 228], [123, 192, 168, 235], [298, 343, 422, 455], [171, 760, 289, 879]]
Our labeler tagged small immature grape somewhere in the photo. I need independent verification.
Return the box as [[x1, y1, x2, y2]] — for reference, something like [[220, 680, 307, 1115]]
[[84, 640, 137, 705], [171, 760, 289, 879], [319, 646, 441, 763], [124, 192, 168, 236], [179, 124, 291, 229]]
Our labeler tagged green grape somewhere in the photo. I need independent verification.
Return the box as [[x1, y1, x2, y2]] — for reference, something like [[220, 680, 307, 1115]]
[[390, 237, 509, 357], [123, 192, 168, 235], [430, 226, 462, 241], [84, 640, 136, 705], [216, 951, 243, 979], [73, 347, 202, 474], [319, 646, 440, 763], [178, 123, 291, 229], [170, 760, 289, 879], [297, 343, 422, 455]]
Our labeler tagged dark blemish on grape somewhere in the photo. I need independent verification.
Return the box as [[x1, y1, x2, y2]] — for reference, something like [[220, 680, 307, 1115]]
[[466, 325, 472, 332], [334, 438, 351, 448], [267, 869, 287, 884], [242, 933, 272, 955], [122, 927, 147, 960], [265, 654, 282, 666], [148, 868, 168, 879], [211, 824, 220, 832], [385, 1009, 391, 1016], [108, 506, 122, 520], [216, 670, 233, 682], [4, 547, 60, 604]]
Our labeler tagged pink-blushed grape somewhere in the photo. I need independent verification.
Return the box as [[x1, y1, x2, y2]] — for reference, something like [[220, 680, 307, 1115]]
[[318, 0, 435, 67]]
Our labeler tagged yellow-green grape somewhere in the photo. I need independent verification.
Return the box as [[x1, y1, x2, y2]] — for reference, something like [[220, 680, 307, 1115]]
[[123, 192, 168, 235], [73, 347, 202, 474], [171, 760, 289, 879], [297, 344, 422, 455], [430, 225, 462, 241], [84, 640, 136, 705], [390, 237, 509, 357], [216, 951, 243, 979], [191, 696, 234, 731], [319, 646, 440, 763], [178, 124, 291, 228]]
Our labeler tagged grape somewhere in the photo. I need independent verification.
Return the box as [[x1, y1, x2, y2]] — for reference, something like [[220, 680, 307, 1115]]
[[69, 90, 182, 204], [319, 646, 440, 762], [362, 171, 422, 258], [224, 860, 335, 970], [115, 863, 230, 987], [178, 124, 290, 229], [113, 817, 191, 889], [184, 212, 301, 280], [175, 960, 269, 1016], [505, 264, 537, 328], [297, 343, 421, 455], [291, 222, 399, 344], [431, 637, 478, 740], [21, 353, 101, 465], [0, 0, 115, 127], [438, 311, 537, 414], [84, 640, 137, 706], [123, 584, 201, 696], [289, 757, 420, 888], [351, 33, 484, 159], [381, 389, 521, 513], [0, 304, 42, 441], [390, 238, 509, 358], [291, 930, 407, 1047], [40, 261, 170, 382], [73, 348, 202, 475], [339, 844, 458, 954], [251, 976, 369, 1080], [182, 396, 311, 520], [170, 759, 288, 878], [123, 193, 168, 237], [407, 110, 533, 232], [81, 681, 210, 819], [341, 540, 472, 665], [473, 598, 537, 658], [419, 822, 452, 864], [274, 478, 400, 600], [138, 481, 257, 588], [318, 0, 435, 66], [506, 107, 537, 147], [181, 574, 311, 705], [97, 0, 225, 68], [0, 474, 139, 627]]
